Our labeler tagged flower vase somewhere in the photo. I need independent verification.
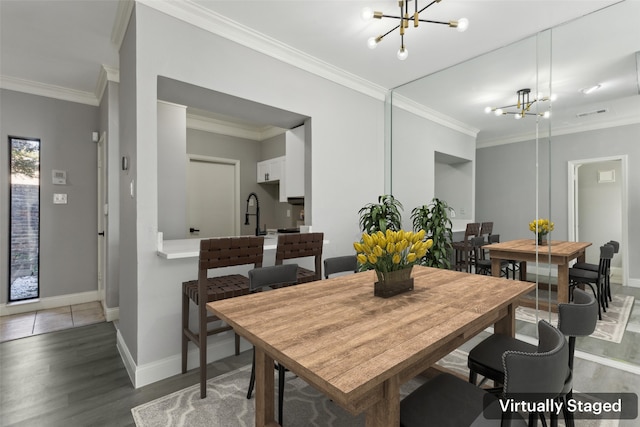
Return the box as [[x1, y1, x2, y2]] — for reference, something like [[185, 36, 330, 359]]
[[374, 265, 414, 298], [537, 233, 547, 245]]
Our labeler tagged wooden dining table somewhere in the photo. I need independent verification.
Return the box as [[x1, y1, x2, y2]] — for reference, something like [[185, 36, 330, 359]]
[[207, 265, 534, 427], [485, 239, 591, 309]]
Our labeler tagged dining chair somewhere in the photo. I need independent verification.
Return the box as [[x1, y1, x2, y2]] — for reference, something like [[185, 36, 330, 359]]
[[573, 239, 618, 306], [323, 255, 358, 279], [569, 243, 614, 319], [181, 236, 264, 398], [479, 221, 493, 237], [401, 320, 568, 427], [470, 235, 509, 277], [452, 222, 480, 273], [245, 263, 299, 426], [275, 232, 324, 283], [467, 288, 597, 427]]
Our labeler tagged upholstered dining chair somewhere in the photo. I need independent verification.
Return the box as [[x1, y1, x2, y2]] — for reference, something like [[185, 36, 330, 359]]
[[323, 255, 358, 279], [452, 222, 480, 273], [275, 232, 324, 283], [401, 320, 568, 427], [181, 236, 264, 398], [467, 288, 597, 427], [245, 263, 299, 426], [569, 243, 614, 319]]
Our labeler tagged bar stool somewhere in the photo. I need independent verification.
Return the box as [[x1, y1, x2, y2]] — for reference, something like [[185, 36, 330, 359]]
[[275, 232, 324, 283], [181, 236, 264, 398], [452, 222, 480, 273]]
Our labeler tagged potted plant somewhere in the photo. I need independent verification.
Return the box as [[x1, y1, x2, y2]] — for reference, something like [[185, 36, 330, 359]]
[[410, 198, 453, 269], [358, 194, 403, 234]]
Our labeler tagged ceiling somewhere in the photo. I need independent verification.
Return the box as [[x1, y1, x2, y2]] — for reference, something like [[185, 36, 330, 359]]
[[1, 0, 638, 144]]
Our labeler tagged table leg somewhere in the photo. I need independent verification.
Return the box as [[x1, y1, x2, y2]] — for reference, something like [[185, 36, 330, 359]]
[[365, 375, 400, 427], [255, 348, 276, 427], [557, 263, 569, 304], [494, 302, 515, 337], [491, 258, 501, 277]]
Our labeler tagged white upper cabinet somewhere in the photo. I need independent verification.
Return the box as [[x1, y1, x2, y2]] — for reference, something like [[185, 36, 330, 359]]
[[257, 156, 284, 183]]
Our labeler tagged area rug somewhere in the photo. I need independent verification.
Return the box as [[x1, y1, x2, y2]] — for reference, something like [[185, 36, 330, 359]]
[[516, 295, 634, 344], [132, 350, 619, 427]]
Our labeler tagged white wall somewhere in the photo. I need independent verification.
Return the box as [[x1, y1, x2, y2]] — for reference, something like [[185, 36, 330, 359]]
[[390, 106, 477, 231], [118, 3, 385, 385]]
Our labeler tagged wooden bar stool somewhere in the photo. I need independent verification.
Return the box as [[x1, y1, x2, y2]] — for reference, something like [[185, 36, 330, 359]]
[[181, 236, 264, 398], [275, 232, 324, 283], [452, 223, 480, 273]]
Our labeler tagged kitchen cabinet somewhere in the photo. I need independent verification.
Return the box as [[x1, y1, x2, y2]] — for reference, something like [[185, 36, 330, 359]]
[[257, 156, 284, 183]]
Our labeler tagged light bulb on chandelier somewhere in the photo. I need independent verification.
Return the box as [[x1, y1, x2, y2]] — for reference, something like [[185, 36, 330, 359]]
[[362, 1, 468, 60]]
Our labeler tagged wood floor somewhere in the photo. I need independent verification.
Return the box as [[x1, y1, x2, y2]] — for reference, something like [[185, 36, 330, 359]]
[[0, 322, 252, 427]]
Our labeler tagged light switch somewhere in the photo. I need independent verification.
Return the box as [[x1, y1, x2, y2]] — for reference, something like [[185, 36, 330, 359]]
[[53, 193, 67, 204]]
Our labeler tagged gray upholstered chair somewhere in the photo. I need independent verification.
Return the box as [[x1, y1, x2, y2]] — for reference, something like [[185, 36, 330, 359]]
[[323, 255, 358, 278], [245, 264, 298, 426], [467, 288, 597, 426], [401, 320, 568, 427], [569, 244, 614, 319]]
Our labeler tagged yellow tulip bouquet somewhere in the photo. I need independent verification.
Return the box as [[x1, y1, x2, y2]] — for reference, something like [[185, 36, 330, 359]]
[[353, 229, 433, 283], [529, 218, 554, 243]]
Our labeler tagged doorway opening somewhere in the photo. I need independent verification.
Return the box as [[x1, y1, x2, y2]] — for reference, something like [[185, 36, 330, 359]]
[[568, 155, 628, 285], [8, 136, 41, 302]]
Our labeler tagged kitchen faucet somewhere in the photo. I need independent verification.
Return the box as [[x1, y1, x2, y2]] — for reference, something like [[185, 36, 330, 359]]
[[244, 192, 264, 236]]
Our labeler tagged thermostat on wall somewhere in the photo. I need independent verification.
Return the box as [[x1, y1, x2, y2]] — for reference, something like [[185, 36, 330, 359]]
[[52, 170, 67, 185]]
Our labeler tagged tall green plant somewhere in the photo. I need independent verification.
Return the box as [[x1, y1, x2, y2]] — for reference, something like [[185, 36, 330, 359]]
[[358, 195, 403, 234], [410, 198, 453, 269]]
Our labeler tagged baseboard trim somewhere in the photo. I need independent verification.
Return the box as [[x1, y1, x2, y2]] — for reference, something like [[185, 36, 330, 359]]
[[105, 306, 119, 322], [0, 291, 99, 316], [116, 330, 252, 388]]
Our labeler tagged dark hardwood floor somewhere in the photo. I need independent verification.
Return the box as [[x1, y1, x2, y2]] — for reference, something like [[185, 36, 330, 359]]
[[0, 322, 252, 427]]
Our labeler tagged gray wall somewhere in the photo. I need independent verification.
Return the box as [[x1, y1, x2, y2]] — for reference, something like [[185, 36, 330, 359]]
[[0, 88, 99, 303], [476, 123, 640, 283]]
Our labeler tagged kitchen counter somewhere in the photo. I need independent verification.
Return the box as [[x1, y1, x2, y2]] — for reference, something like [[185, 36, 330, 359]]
[[157, 233, 279, 260]]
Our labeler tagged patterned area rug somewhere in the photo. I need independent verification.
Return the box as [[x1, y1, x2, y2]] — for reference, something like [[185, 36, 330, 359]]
[[516, 295, 634, 344], [132, 350, 619, 427]]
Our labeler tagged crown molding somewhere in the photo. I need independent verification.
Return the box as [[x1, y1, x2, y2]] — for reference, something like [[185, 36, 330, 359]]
[[112, 0, 135, 49], [186, 114, 286, 141], [391, 93, 479, 138], [138, 0, 388, 102], [0, 75, 99, 106], [96, 65, 121, 104], [476, 114, 640, 149]]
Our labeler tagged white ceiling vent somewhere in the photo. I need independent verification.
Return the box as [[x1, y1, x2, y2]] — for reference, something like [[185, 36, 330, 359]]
[[576, 108, 608, 118]]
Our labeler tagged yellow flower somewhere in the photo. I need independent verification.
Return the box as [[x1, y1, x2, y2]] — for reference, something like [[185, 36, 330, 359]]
[[353, 242, 364, 252], [374, 245, 383, 257], [407, 252, 417, 263], [357, 254, 367, 264], [425, 239, 434, 250], [362, 233, 373, 247], [367, 254, 378, 264], [386, 242, 395, 254], [392, 253, 401, 264], [386, 229, 395, 244]]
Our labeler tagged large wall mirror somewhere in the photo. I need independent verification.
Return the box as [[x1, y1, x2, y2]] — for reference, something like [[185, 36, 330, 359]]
[[390, 1, 639, 368]]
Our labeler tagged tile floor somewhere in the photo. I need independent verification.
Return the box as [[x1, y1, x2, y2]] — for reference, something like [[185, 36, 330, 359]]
[[0, 301, 105, 342]]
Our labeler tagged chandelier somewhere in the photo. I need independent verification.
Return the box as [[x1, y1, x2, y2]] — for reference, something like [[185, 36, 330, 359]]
[[362, 0, 469, 60], [484, 88, 556, 120]]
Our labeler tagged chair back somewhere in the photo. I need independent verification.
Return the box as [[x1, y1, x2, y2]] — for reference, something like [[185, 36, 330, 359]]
[[324, 255, 358, 279], [275, 232, 324, 281], [502, 320, 568, 399], [488, 234, 500, 244], [249, 264, 299, 292], [608, 240, 620, 253], [464, 222, 481, 240], [558, 288, 598, 371], [480, 221, 493, 236], [470, 236, 486, 262], [599, 244, 615, 276], [198, 236, 264, 282]]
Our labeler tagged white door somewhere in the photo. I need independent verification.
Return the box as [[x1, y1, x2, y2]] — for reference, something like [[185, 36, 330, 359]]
[[97, 132, 107, 307], [186, 156, 239, 238]]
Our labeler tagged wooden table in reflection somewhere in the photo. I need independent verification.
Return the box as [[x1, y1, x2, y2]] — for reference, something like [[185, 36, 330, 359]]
[[485, 239, 591, 310], [208, 265, 534, 427]]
